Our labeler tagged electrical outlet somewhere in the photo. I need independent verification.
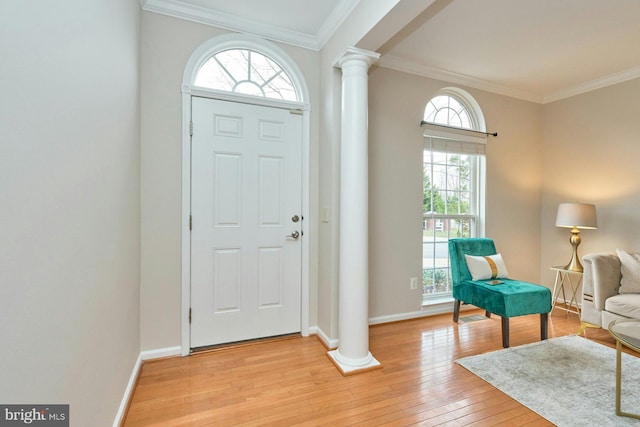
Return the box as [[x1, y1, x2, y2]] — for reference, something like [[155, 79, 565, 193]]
[[410, 277, 418, 290]]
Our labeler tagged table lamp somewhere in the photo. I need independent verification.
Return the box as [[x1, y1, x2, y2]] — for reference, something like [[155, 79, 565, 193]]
[[555, 202, 598, 272]]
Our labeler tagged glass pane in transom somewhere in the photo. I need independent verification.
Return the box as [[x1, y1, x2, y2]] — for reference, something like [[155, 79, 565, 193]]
[[194, 48, 298, 101]]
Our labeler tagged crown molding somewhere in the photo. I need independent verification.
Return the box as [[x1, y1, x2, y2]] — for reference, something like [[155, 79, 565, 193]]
[[140, 0, 640, 103], [544, 65, 640, 104], [141, 0, 319, 50], [377, 54, 544, 104], [379, 55, 640, 104], [316, 0, 361, 49]]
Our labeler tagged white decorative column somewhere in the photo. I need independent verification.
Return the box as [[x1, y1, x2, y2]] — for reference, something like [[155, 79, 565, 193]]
[[328, 47, 381, 375]]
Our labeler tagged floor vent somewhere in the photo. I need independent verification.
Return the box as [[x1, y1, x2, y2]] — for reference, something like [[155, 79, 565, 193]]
[[460, 314, 488, 323]]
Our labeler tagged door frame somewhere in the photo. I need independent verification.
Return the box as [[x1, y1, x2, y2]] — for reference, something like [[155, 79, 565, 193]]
[[180, 34, 311, 355]]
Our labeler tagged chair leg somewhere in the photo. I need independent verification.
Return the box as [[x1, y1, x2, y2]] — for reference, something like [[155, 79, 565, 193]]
[[501, 317, 510, 348], [485, 310, 491, 318], [453, 299, 461, 322], [540, 312, 549, 341], [577, 321, 599, 335]]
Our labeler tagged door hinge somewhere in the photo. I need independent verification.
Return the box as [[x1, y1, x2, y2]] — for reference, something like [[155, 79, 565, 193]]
[[189, 308, 192, 324], [189, 120, 193, 136], [189, 214, 192, 230], [289, 108, 303, 115]]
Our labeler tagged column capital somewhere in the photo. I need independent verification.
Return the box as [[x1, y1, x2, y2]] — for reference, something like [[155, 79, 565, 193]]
[[333, 46, 380, 70]]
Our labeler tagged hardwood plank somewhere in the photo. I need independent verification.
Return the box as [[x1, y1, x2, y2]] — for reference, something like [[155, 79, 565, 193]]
[[124, 310, 625, 426]]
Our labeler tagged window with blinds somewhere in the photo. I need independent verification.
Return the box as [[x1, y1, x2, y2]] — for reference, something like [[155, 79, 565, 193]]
[[421, 92, 486, 301]]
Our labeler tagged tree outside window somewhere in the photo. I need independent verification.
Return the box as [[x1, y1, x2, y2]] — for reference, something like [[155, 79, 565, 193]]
[[422, 91, 484, 301]]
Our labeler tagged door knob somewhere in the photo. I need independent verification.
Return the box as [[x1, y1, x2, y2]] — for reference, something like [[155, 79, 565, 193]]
[[286, 231, 300, 239]]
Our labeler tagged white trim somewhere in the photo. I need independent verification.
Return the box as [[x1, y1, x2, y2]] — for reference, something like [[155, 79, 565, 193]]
[[112, 354, 142, 427], [333, 46, 380, 69], [141, 0, 318, 50], [437, 87, 487, 133], [422, 124, 487, 146], [316, 0, 361, 49], [187, 87, 309, 111], [142, 0, 640, 103], [180, 88, 192, 356], [141, 0, 360, 52], [181, 34, 311, 356], [379, 54, 544, 104], [183, 34, 310, 104], [380, 54, 640, 105], [310, 326, 339, 350], [317, 302, 478, 350], [544, 65, 640, 103], [141, 346, 182, 361], [368, 302, 478, 325], [327, 349, 381, 375], [112, 346, 182, 425]]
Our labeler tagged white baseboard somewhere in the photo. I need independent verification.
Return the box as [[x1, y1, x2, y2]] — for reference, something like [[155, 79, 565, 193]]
[[369, 310, 433, 325], [113, 346, 182, 426], [309, 326, 338, 349], [310, 303, 472, 350], [369, 300, 475, 325], [114, 308, 471, 426], [140, 346, 182, 361], [113, 353, 142, 427]]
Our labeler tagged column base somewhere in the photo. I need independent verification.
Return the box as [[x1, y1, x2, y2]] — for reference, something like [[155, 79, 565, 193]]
[[327, 349, 382, 376]]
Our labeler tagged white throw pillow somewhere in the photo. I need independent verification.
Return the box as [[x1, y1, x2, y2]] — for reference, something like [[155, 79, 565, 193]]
[[616, 249, 640, 294], [464, 254, 509, 281]]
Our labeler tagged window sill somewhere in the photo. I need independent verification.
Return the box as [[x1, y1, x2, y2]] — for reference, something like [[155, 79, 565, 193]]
[[422, 296, 454, 307]]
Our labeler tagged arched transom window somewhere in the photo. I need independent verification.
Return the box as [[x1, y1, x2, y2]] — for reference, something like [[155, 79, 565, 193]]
[[424, 95, 473, 129], [421, 89, 486, 302], [194, 49, 298, 101]]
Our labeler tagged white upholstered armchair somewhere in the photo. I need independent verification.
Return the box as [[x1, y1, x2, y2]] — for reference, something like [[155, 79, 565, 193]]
[[581, 252, 640, 328]]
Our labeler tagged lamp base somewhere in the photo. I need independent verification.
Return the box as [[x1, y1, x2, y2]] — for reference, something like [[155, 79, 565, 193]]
[[564, 254, 583, 272], [564, 227, 583, 272]]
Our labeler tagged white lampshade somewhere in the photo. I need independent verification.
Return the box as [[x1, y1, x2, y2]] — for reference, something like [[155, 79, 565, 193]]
[[555, 202, 598, 229]]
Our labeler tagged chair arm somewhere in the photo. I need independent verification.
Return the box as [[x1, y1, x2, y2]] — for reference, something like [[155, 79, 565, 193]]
[[582, 252, 621, 311]]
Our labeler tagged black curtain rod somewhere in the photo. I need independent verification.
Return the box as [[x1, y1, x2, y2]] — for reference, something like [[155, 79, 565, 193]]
[[420, 121, 498, 137]]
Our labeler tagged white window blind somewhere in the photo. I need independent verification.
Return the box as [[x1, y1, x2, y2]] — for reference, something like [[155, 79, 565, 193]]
[[422, 123, 487, 155]]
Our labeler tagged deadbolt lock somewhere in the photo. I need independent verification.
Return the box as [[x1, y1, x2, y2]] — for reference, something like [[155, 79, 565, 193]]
[[292, 215, 300, 223]]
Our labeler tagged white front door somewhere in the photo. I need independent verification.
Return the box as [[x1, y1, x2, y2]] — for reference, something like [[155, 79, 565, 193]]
[[190, 97, 302, 348]]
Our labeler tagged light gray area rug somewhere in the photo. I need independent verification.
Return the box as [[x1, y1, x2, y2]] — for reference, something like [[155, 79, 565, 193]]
[[457, 335, 640, 426]]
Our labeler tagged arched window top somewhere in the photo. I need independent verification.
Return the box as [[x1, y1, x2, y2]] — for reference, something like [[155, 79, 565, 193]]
[[194, 48, 298, 101], [423, 88, 485, 132], [424, 95, 472, 129]]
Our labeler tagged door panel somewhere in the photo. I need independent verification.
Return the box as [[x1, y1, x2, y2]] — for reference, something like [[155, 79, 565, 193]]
[[190, 97, 302, 348]]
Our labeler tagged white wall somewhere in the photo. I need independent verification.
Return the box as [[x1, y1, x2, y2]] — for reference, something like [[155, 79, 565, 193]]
[[140, 12, 321, 351], [368, 67, 544, 318], [0, 1, 141, 425], [540, 78, 640, 286]]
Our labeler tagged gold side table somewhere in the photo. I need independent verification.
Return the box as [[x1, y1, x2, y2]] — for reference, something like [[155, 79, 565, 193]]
[[550, 266, 582, 315], [608, 319, 640, 420]]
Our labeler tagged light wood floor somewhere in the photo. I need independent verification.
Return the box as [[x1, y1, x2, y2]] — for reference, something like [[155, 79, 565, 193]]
[[124, 309, 624, 426]]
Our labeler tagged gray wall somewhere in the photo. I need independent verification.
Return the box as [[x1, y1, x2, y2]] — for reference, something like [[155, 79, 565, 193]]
[[0, 0, 141, 424], [541, 78, 640, 286]]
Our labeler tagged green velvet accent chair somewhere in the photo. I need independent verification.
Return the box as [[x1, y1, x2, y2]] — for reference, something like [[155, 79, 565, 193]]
[[448, 238, 552, 348]]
